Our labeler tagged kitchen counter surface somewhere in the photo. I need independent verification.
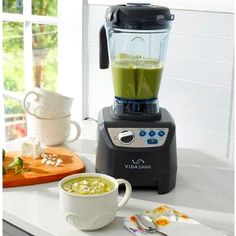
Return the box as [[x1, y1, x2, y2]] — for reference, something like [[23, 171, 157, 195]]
[[3, 121, 234, 236]]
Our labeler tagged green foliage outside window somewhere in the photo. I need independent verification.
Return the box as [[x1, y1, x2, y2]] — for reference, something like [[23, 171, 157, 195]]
[[3, 0, 58, 115], [3, 0, 23, 13], [3, 0, 58, 141], [32, 0, 57, 16], [3, 21, 24, 114]]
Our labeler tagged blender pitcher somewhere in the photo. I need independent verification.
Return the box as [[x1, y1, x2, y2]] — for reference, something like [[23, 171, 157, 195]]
[[100, 3, 174, 119]]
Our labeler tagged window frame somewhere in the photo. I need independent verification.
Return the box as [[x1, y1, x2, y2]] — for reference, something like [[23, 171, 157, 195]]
[[1, 0, 59, 141], [2, 0, 58, 91]]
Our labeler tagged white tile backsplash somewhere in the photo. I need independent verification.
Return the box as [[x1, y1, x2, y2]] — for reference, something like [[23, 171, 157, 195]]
[[228, 102, 234, 160], [171, 10, 234, 38], [83, 5, 234, 159], [88, 26, 102, 47], [164, 56, 232, 87], [86, 5, 107, 27], [177, 124, 229, 158], [159, 77, 232, 111], [161, 100, 230, 134], [229, 137, 234, 161], [168, 34, 233, 63], [87, 47, 100, 66]]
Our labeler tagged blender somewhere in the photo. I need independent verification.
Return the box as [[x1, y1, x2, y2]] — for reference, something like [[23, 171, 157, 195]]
[[96, 3, 177, 194]]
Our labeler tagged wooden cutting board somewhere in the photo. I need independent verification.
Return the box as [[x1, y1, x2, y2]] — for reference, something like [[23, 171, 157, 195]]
[[3, 147, 85, 188]]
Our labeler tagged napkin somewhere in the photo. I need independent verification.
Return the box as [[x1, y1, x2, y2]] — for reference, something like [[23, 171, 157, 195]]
[[123, 205, 224, 236]]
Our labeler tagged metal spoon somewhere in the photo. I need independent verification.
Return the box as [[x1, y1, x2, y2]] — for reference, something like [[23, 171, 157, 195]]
[[136, 214, 168, 236]]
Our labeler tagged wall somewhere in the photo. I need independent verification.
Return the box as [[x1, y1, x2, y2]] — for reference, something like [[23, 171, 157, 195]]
[[58, 0, 83, 121], [83, 4, 234, 159]]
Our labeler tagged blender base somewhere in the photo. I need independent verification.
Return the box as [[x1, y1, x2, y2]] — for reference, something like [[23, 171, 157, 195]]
[[95, 106, 177, 194], [96, 168, 176, 194]]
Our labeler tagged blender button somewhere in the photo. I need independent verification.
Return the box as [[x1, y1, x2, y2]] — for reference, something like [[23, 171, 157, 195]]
[[139, 130, 146, 137], [147, 139, 158, 144], [148, 131, 156, 137], [158, 131, 165, 137]]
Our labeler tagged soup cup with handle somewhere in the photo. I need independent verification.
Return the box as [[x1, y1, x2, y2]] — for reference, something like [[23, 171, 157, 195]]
[[59, 173, 132, 230]]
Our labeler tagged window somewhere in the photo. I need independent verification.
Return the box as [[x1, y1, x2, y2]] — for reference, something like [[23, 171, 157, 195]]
[[1, 0, 58, 141]]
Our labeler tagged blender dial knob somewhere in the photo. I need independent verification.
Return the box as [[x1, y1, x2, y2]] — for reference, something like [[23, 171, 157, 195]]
[[118, 130, 135, 144]]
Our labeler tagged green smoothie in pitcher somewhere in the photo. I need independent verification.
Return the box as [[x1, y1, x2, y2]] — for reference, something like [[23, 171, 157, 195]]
[[112, 57, 163, 100]]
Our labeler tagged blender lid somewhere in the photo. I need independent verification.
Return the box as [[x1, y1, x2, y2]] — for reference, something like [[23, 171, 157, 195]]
[[105, 3, 174, 30]]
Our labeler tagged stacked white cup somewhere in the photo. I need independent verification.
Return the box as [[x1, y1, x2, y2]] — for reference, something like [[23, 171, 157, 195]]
[[22, 87, 81, 146]]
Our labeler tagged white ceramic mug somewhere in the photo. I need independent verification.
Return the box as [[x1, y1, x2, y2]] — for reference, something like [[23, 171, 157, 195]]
[[59, 173, 132, 230], [27, 114, 81, 146], [23, 87, 73, 119]]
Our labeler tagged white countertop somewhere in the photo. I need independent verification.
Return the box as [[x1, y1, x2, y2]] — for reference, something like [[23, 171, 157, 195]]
[[3, 121, 234, 236]]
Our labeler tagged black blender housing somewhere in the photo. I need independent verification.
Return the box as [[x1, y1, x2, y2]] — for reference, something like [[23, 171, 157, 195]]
[[96, 107, 177, 194]]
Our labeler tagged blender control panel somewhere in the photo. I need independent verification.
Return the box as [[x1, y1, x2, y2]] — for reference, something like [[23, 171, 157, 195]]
[[107, 128, 169, 148]]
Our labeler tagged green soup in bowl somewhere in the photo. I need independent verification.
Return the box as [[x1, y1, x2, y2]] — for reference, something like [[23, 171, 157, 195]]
[[62, 176, 115, 195]]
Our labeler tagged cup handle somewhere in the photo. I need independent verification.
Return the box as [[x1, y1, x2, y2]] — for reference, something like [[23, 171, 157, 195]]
[[22, 91, 39, 116], [117, 179, 132, 210], [66, 120, 81, 143]]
